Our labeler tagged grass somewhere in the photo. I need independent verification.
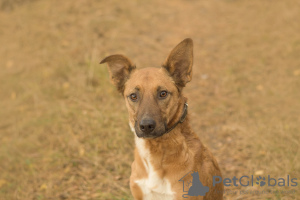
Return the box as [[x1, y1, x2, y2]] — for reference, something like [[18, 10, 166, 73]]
[[0, 0, 299, 199]]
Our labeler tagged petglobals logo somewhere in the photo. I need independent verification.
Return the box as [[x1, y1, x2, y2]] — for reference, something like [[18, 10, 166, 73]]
[[179, 172, 298, 198], [212, 175, 298, 187], [179, 171, 210, 198]]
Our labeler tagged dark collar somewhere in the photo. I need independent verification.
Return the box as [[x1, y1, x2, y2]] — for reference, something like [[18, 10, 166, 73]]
[[162, 103, 188, 135]]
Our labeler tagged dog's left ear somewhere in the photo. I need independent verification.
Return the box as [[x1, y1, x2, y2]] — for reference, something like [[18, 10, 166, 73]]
[[100, 54, 136, 93], [163, 38, 193, 88]]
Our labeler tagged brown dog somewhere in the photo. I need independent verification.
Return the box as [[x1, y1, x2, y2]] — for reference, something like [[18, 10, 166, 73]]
[[101, 38, 224, 200]]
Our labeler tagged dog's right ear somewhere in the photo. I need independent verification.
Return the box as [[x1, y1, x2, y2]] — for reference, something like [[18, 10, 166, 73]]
[[100, 54, 136, 93]]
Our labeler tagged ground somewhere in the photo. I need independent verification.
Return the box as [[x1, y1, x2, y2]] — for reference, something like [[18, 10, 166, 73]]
[[0, 0, 299, 199]]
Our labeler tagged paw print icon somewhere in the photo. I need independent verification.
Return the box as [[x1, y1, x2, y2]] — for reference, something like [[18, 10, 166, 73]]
[[256, 176, 266, 186]]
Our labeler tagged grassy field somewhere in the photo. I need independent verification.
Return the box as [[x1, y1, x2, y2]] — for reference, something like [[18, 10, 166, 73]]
[[0, 0, 299, 199]]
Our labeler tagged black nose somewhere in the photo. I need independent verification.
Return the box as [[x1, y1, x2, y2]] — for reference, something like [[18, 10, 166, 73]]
[[139, 119, 156, 134]]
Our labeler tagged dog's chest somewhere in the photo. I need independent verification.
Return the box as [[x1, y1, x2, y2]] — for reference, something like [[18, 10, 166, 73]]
[[134, 137, 174, 200]]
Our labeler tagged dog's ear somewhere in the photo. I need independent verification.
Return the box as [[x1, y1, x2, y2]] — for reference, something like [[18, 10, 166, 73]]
[[163, 38, 193, 88], [100, 54, 136, 93]]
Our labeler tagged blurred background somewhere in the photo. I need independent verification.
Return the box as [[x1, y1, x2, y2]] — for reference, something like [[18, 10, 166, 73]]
[[0, 0, 299, 199]]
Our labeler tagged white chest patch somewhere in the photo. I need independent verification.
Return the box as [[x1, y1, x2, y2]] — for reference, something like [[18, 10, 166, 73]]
[[131, 127, 174, 200]]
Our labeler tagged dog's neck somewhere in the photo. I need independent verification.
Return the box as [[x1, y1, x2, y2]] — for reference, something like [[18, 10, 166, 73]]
[[132, 101, 198, 169], [134, 117, 197, 176], [144, 116, 192, 152]]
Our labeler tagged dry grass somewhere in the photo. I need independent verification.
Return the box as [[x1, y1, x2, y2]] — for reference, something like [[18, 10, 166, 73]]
[[0, 0, 299, 199]]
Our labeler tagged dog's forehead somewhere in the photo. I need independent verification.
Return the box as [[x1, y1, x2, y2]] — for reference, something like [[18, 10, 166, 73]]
[[125, 67, 175, 91]]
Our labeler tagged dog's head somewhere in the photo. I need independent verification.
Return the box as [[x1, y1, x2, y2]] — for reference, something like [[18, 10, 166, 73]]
[[101, 38, 193, 138]]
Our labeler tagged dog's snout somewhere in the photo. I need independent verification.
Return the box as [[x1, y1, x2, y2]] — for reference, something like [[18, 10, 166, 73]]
[[139, 119, 156, 134]]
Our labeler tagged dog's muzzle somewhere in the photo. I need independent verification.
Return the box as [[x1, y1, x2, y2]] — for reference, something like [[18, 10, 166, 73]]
[[134, 103, 188, 139]]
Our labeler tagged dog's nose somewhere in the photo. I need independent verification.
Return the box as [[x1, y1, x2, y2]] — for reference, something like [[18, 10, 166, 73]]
[[139, 119, 156, 134]]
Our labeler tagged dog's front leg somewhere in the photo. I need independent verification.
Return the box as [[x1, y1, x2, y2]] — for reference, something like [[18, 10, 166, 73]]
[[130, 161, 144, 200], [130, 179, 143, 200]]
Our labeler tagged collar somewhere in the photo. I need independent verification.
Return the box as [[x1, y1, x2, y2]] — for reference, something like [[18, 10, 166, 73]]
[[162, 102, 188, 135]]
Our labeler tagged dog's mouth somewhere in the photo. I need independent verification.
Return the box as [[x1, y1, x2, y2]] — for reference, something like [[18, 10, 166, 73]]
[[134, 121, 167, 139]]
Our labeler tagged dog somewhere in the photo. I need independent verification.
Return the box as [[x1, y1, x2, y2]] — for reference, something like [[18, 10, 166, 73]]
[[101, 38, 224, 200]]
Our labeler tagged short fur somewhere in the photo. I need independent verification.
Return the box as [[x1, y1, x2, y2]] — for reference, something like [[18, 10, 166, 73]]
[[101, 38, 224, 200]]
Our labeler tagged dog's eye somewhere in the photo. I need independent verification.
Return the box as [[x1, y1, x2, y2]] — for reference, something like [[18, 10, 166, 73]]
[[130, 93, 138, 101], [159, 91, 168, 98]]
